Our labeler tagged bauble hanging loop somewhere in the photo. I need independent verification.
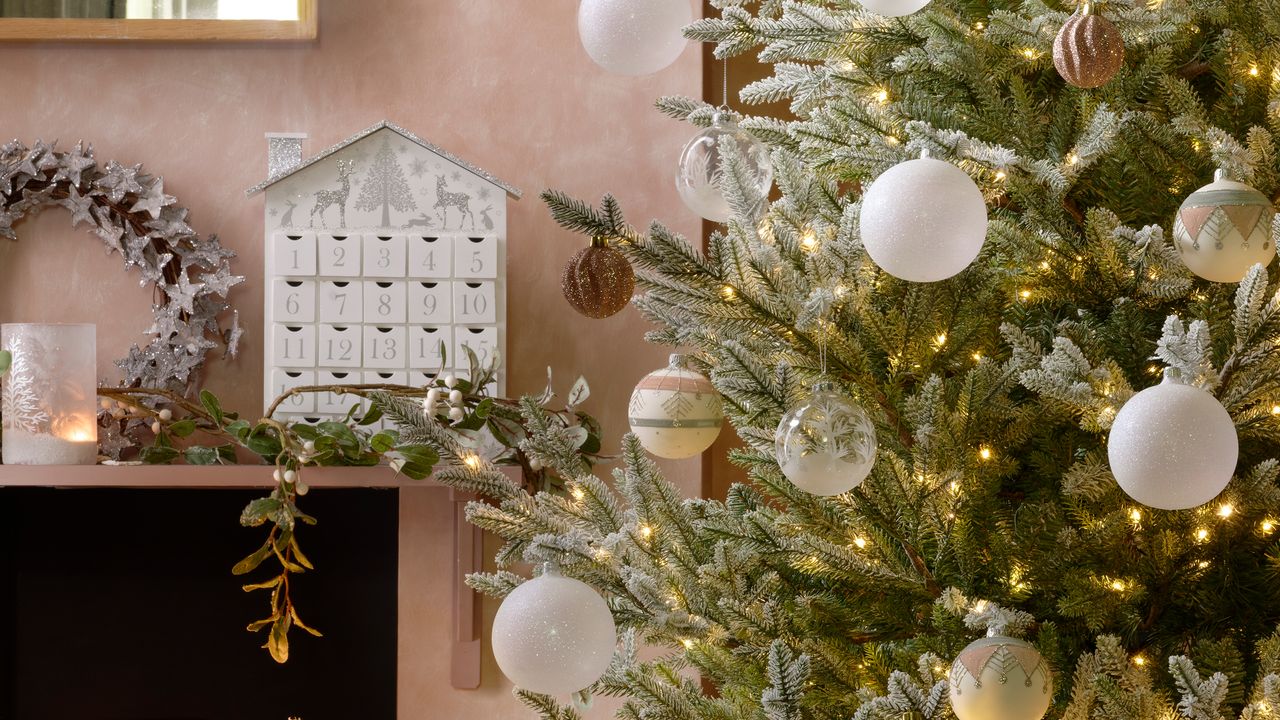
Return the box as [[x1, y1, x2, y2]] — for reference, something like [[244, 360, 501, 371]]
[[1107, 368, 1238, 510], [1173, 168, 1276, 283], [1053, 2, 1125, 89], [562, 236, 635, 318], [628, 354, 724, 459]]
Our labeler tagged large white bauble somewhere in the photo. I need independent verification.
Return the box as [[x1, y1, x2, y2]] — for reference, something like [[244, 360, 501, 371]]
[[1108, 372, 1238, 511], [859, 155, 988, 282], [856, 0, 932, 17], [491, 565, 617, 696], [1172, 169, 1276, 283], [775, 383, 878, 496], [949, 636, 1053, 720], [628, 354, 724, 459], [578, 0, 692, 76]]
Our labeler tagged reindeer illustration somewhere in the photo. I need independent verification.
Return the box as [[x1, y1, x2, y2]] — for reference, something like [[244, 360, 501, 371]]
[[310, 160, 356, 229], [279, 199, 298, 228], [479, 205, 494, 231], [403, 212, 436, 230], [433, 175, 475, 229]]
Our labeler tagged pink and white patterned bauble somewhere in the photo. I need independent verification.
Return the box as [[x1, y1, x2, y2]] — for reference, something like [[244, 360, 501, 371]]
[[628, 354, 723, 459], [950, 635, 1053, 720], [1172, 169, 1276, 283]]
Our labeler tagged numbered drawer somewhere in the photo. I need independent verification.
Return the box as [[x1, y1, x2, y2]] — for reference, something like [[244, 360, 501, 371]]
[[407, 235, 453, 279], [317, 281, 363, 324], [363, 234, 407, 277], [364, 371, 409, 386], [408, 281, 452, 324], [454, 326, 499, 368], [453, 281, 496, 324], [409, 326, 452, 369], [272, 279, 316, 324], [454, 236, 498, 278], [273, 231, 317, 276], [271, 369, 316, 414], [318, 233, 361, 276], [363, 281, 407, 324], [317, 324, 362, 368], [364, 326, 408, 369], [316, 370, 363, 415], [272, 324, 316, 367]]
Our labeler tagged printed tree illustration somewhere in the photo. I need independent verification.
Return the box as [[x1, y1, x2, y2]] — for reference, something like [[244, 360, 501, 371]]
[[354, 136, 416, 227]]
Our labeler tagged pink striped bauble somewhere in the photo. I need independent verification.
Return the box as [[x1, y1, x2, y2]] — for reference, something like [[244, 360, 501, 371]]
[[1052, 9, 1124, 89]]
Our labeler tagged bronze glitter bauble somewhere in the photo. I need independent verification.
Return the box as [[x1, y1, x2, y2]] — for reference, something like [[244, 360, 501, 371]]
[[1053, 7, 1125, 89], [561, 237, 635, 319]]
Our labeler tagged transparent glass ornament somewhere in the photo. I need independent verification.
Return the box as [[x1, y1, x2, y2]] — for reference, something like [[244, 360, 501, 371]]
[[774, 382, 878, 496], [675, 110, 773, 223]]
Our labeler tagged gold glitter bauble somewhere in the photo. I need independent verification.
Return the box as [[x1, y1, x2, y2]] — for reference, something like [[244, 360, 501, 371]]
[[1052, 7, 1124, 89], [561, 237, 635, 319]]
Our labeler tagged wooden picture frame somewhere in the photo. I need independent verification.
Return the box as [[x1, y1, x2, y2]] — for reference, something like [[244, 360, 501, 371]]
[[0, 0, 316, 42]]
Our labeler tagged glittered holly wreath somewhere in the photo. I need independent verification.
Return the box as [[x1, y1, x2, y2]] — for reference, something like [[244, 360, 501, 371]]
[[0, 140, 244, 454]]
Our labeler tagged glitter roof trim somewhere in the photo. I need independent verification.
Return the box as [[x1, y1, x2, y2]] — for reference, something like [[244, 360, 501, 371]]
[[245, 120, 522, 199]]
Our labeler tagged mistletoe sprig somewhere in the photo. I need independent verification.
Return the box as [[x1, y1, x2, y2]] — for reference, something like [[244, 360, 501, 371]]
[[100, 350, 606, 663]]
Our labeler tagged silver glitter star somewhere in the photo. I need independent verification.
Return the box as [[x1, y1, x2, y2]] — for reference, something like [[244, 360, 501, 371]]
[[199, 264, 245, 297], [165, 273, 204, 314]]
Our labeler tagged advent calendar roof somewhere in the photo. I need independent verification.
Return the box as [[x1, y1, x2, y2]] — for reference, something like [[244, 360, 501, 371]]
[[245, 120, 522, 198]]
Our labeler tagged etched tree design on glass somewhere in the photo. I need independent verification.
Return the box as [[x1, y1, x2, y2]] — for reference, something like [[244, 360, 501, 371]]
[[354, 136, 417, 227], [2, 333, 53, 434], [775, 387, 877, 493]]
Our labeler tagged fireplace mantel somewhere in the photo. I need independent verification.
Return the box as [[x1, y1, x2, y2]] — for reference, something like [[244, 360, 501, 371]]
[[0, 463, 514, 692]]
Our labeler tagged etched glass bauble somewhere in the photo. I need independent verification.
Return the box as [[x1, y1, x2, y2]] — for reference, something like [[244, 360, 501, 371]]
[[1172, 169, 1276, 283], [1108, 370, 1237, 511], [856, 0, 931, 16], [774, 383, 878, 496], [949, 635, 1053, 720], [629, 354, 724, 459], [491, 564, 617, 696], [675, 111, 774, 223], [859, 154, 988, 282], [578, 0, 692, 76]]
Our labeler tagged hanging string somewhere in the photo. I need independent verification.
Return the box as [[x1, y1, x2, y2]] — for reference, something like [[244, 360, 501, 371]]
[[819, 320, 829, 378], [722, 58, 730, 110]]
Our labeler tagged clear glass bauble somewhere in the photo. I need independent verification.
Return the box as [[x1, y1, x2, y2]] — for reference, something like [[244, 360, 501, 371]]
[[675, 111, 773, 223], [774, 383, 878, 496]]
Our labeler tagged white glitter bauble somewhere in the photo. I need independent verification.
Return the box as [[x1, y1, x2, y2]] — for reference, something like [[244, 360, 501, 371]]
[[1172, 169, 1276, 283], [859, 155, 988, 282], [856, 0, 932, 16], [628, 354, 724, 459], [675, 111, 774, 223], [578, 0, 692, 76], [491, 564, 617, 696], [949, 635, 1053, 720], [775, 383, 878, 496], [1108, 371, 1237, 511]]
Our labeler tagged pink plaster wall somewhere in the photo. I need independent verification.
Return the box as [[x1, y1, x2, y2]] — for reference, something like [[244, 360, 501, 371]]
[[0, 1, 704, 717]]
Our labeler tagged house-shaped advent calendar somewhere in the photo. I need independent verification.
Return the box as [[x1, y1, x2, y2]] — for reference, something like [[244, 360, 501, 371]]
[[247, 120, 521, 420]]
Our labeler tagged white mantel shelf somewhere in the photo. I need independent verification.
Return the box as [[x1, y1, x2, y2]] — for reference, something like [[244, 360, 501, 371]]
[[0, 463, 515, 692]]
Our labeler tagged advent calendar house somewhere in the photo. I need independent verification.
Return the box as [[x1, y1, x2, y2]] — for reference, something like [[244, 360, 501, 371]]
[[247, 120, 521, 420]]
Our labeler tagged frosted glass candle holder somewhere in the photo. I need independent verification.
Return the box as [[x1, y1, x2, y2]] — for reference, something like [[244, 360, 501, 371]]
[[2, 323, 97, 465]]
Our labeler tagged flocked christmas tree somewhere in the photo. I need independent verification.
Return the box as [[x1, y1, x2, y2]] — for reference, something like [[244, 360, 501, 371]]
[[400, 1, 1280, 718]]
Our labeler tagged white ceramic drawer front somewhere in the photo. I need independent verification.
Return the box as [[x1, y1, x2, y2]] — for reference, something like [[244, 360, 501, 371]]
[[273, 279, 316, 324], [363, 325, 408, 369], [317, 233, 361, 276], [409, 326, 452, 369], [316, 370, 364, 415], [363, 281, 407, 324], [317, 324, 362, 368], [408, 281, 452, 324], [271, 369, 315, 413], [362, 234, 407, 278], [273, 231, 317, 276], [452, 281, 495, 324], [453, 235, 498, 278], [453, 326, 498, 368], [363, 371, 409, 386], [317, 281, 363, 324], [407, 234, 453, 279], [271, 324, 316, 367]]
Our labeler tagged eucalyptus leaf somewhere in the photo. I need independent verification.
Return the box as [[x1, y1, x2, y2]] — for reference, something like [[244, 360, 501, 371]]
[[232, 541, 273, 575], [200, 389, 223, 424]]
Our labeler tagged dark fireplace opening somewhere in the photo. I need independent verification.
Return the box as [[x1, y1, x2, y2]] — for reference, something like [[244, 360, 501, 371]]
[[0, 487, 399, 720]]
